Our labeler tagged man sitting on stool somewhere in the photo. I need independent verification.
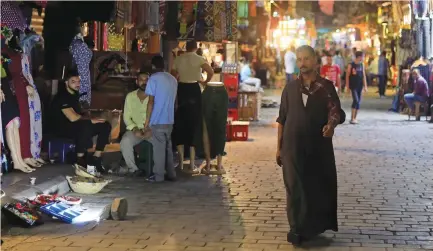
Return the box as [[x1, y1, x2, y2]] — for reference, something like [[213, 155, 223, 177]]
[[404, 69, 430, 121], [120, 72, 150, 174], [240, 60, 261, 90], [50, 69, 111, 172]]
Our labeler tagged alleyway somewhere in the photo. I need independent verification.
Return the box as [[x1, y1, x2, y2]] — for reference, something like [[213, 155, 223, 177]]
[[2, 94, 433, 251]]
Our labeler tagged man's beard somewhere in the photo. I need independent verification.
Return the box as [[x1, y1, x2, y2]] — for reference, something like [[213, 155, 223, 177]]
[[138, 86, 146, 91]]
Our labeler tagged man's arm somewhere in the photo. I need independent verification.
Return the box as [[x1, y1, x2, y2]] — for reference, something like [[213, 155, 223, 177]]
[[201, 63, 214, 84], [61, 108, 83, 122], [144, 96, 154, 128], [275, 86, 288, 166]]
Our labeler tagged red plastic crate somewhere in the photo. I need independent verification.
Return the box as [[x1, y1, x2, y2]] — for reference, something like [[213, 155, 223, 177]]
[[226, 123, 231, 141], [229, 121, 249, 141], [227, 108, 238, 121]]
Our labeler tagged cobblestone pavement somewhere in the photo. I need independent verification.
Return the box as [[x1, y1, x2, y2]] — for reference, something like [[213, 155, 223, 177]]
[[3, 94, 433, 251]]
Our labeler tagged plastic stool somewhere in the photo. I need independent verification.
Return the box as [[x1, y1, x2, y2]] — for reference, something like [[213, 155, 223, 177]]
[[48, 138, 75, 163]]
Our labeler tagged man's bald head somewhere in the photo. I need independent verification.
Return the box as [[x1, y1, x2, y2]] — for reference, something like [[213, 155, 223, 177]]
[[296, 45, 316, 58], [295, 45, 317, 75]]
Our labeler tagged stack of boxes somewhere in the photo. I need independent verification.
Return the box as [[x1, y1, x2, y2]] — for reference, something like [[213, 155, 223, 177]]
[[223, 70, 249, 141]]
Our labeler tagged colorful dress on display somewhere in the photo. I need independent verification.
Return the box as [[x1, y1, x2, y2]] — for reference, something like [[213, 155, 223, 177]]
[[21, 54, 42, 159], [70, 36, 93, 105], [2, 48, 32, 159]]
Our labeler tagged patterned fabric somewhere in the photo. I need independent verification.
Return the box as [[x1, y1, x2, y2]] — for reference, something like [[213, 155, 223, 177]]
[[203, 1, 214, 41], [213, 1, 224, 42], [21, 54, 42, 159], [0, 1, 27, 31], [230, 2, 238, 40], [70, 37, 93, 105], [195, 1, 206, 41], [20, 34, 41, 74]]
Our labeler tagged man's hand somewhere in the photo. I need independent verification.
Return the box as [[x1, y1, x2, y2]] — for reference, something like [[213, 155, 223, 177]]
[[198, 80, 208, 86], [26, 86, 35, 98], [133, 128, 144, 138], [363, 86, 368, 92], [143, 121, 150, 130], [91, 118, 106, 124], [276, 150, 282, 167], [322, 124, 335, 138]]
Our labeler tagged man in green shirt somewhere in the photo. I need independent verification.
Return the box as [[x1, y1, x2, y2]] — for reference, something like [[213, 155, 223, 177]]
[[120, 72, 150, 173]]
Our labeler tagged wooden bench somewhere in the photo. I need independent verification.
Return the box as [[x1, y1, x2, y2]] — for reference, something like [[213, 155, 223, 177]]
[[408, 101, 429, 121]]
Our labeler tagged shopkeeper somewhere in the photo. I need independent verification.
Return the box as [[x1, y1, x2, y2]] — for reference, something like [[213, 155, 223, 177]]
[[171, 40, 214, 174], [50, 69, 111, 173]]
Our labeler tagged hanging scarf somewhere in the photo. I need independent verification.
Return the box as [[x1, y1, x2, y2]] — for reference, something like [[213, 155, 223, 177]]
[[0, 1, 27, 31]]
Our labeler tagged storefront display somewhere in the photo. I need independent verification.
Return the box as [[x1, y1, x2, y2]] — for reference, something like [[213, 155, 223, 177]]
[[269, 17, 309, 50]]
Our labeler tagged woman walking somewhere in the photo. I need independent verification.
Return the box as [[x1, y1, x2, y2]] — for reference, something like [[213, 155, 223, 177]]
[[346, 51, 367, 124]]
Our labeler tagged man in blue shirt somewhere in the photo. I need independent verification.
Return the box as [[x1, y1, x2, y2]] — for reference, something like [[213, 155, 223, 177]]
[[240, 61, 261, 90], [144, 55, 178, 182]]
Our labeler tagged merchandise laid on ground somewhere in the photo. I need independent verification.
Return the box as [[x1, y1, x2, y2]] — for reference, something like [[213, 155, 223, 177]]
[[1, 163, 114, 229]]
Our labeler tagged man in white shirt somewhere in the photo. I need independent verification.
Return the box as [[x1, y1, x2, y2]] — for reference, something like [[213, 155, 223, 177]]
[[284, 46, 296, 84]]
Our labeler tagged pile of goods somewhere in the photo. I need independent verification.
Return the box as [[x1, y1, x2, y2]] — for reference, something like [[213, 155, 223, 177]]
[[2, 194, 84, 227]]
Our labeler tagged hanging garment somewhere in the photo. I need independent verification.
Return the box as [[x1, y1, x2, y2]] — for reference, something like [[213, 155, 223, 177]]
[[147, 1, 160, 31], [203, 1, 214, 42], [69, 37, 93, 105], [2, 48, 32, 159], [0, 1, 27, 31], [230, 1, 238, 40], [248, 1, 256, 17], [213, 1, 224, 42], [202, 85, 228, 159], [20, 34, 42, 74], [195, 1, 206, 41], [237, 1, 248, 19], [21, 54, 42, 159]]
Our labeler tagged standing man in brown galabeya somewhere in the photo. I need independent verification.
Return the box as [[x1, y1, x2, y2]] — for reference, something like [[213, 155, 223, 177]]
[[276, 45, 343, 245], [171, 41, 214, 174]]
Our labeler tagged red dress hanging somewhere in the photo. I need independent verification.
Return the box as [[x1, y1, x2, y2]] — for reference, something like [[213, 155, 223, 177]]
[[2, 48, 32, 159]]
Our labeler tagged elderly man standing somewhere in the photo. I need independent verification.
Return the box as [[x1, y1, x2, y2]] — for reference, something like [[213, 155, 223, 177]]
[[276, 45, 343, 245]]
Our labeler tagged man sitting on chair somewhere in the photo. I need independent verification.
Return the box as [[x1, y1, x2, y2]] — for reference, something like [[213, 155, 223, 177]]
[[404, 69, 430, 120], [120, 72, 151, 174], [50, 69, 111, 172], [240, 60, 261, 90]]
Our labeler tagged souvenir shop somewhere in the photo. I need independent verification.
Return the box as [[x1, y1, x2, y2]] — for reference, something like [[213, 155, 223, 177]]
[[0, 1, 123, 228], [391, 0, 433, 118]]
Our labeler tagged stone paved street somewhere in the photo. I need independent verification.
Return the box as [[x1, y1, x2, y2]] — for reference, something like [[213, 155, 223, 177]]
[[2, 94, 433, 251]]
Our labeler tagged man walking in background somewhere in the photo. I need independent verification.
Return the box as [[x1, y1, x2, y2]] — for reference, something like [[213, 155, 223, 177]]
[[321, 51, 341, 94], [378, 51, 390, 98], [333, 50, 345, 92], [144, 55, 178, 182], [284, 46, 296, 84]]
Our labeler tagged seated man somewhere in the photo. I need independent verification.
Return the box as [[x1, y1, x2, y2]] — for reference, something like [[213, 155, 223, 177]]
[[404, 69, 430, 120], [120, 72, 150, 174], [240, 61, 261, 90], [50, 70, 111, 172]]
